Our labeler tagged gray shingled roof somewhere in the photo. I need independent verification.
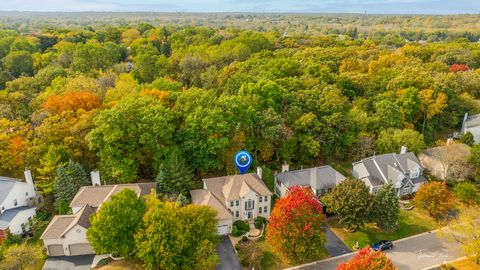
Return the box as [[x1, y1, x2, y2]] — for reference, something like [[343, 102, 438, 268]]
[[275, 165, 346, 190], [0, 206, 35, 229], [465, 114, 480, 128], [0, 178, 20, 206]]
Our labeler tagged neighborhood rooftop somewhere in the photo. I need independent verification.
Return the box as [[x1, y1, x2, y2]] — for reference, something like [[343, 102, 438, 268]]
[[0, 206, 36, 230], [41, 205, 95, 240], [275, 165, 346, 189], [69, 182, 156, 208], [463, 113, 480, 128]]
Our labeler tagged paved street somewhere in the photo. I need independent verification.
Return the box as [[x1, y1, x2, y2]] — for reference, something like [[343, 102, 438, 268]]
[[287, 230, 461, 270]]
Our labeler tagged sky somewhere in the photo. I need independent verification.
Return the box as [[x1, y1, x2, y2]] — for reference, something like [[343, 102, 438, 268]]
[[0, 0, 479, 14]]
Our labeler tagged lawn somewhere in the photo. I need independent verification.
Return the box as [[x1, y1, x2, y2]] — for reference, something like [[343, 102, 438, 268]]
[[327, 209, 440, 249]]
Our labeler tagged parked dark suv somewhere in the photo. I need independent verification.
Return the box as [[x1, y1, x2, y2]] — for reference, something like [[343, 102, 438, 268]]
[[372, 240, 393, 251]]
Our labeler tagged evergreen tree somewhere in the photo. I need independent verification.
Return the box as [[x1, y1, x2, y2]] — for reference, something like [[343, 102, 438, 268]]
[[160, 41, 172, 57], [372, 183, 400, 230], [53, 160, 90, 210], [156, 149, 194, 196]]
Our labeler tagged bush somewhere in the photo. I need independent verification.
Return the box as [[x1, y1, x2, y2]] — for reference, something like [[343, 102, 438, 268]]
[[254, 216, 267, 229], [454, 182, 479, 204], [232, 220, 249, 237]]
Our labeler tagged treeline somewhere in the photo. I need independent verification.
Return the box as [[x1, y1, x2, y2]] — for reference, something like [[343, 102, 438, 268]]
[[0, 23, 480, 192]]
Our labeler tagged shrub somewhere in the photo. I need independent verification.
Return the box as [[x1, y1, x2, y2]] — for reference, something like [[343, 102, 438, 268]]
[[233, 220, 249, 232], [254, 216, 267, 229], [454, 182, 479, 204]]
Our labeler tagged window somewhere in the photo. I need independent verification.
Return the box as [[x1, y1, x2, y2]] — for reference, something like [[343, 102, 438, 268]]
[[25, 192, 28, 196], [259, 207, 262, 213], [13, 199, 17, 206], [230, 201, 234, 207], [275, 187, 281, 196], [264, 206, 267, 213], [372, 187, 378, 195], [327, 188, 332, 193], [245, 200, 255, 210], [235, 211, 239, 218], [264, 196, 268, 202], [236, 200, 239, 206], [259, 196, 263, 202], [403, 186, 412, 195]]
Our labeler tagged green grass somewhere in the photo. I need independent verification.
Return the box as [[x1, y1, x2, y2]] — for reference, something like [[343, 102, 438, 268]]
[[327, 209, 440, 249]]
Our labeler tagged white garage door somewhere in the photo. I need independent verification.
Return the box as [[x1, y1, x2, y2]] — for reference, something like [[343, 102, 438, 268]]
[[68, 243, 94, 256], [47, 245, 64, 256], [217, 225, 229, 235]]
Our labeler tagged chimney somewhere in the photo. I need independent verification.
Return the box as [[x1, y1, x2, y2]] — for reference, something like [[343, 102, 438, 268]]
[[282, 163, 289, 173], [24, 169, 36, 197], [400, 146, 408, 154], [257, 167, 263, 179], [91, 170, 101, 186]]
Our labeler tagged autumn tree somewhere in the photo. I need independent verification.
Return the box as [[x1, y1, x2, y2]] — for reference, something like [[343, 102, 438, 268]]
[[450, 64, 469, 73], [266, 187, 326, 264], [43, 91, 102, 114], [87, 189, 146, 258], [336, 247, 397, 270], [329, 178, 372, 232], [0, 243, 46, 270], [439, 207, 480, 264], [372, 183, 400, 230], [135, 198, 219, 270], [418, 89, 447, 132], [53, 160, 90, 213], [0, 118, 31, 177], [426, 142, 473, 181], [412, 182, 455, 218], [376, 128, 425, 154]]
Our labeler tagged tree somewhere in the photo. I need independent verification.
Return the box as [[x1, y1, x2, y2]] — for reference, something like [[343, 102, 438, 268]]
[[439, 207, 480, 264], [87, 189, 146, 258], [336, 247, 397, 270], [156, 148, 194, 196], [135, 199, 219, 270], [3, 50, 34, 77], [371, 183, 400, 230], [53, 160, 90, 211], [266, 186, 326, 264], [0, 243, 46, 270], [453, 182, 479, 204], [419, 89, 447, 132], [376, 128, 425, 154], [43, 91, 101, 114], [427, 142, 473, 181], [329, 178, 372, 232], [86, 95, 175, 183], [468, 144, 480, 183], [459, 132, 475, 146], [412, 182, 455, 218], [450, 64, 469, 73]]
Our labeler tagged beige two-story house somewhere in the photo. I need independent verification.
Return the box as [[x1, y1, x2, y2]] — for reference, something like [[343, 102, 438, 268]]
[[190, 168, 272, 235]]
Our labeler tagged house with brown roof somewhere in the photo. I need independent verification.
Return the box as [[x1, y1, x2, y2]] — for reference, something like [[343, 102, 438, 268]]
[[190, 168, 272, 235], [41, 174, 155, 257]]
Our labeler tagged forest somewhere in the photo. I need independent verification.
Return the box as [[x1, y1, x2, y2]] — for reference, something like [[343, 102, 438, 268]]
[[0, 12, 480, 197]]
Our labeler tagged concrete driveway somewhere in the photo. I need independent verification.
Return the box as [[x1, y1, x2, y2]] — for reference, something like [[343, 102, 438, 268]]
[[287, 230, 461, 270], [42, 255, 94, 270], [215, 235, 242, 270], [323, 224, 351, 256]]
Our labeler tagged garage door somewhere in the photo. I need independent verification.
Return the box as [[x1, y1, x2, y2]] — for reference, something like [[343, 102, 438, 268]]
[[68, 243, 94, 256], [47, 245, 64, 256], [217, 225, 229, 235]]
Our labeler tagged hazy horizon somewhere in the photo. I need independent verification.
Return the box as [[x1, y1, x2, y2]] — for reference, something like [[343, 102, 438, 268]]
[[0, 0, 479, 15]]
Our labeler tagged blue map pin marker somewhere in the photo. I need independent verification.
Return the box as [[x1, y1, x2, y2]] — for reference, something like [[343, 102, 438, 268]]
[[234, 150, 252, 175]]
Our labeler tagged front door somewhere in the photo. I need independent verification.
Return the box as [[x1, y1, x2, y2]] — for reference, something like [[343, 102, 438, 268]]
[[247, 211, 253, 219]]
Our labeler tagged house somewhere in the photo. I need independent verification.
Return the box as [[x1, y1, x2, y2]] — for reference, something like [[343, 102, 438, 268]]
[[274, 164, 346, 197], [0, 170, 37, 240], [352, 147, 427, 197], [461, 113, 480, 143], [418, 143, 471, 181], [190, 168, 272, 235], [41, 172, 155, 257]]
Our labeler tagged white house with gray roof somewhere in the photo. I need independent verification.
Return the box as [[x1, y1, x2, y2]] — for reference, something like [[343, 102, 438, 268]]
[[461, 113, 480, 143], [352, 148, 426, 197], [274, 164, 346, 197], [0, 170, 37, 240]]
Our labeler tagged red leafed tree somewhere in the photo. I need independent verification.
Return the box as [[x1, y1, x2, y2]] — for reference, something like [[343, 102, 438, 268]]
[[336, 247, 397, 270], [266, 186, 326, 263], [44, 91, 101, 114], [450, 64, 469, 73]]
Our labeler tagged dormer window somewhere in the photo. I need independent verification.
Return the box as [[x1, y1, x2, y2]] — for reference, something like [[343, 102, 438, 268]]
[[410, 167, 420, 178]]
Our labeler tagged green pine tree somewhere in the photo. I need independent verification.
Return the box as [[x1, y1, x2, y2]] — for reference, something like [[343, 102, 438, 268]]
[[156, 149, 194, 196], [372, 183, 400, 230], [53, 160, 90, 211]]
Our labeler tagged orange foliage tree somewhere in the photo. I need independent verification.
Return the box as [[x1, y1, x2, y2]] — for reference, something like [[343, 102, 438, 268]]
[[450, 64, 469, 73], [412, 181, 455, 218], [337, 247, 397, 270], [44, 91, 101, 114], [266, 186, 326, 264]]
